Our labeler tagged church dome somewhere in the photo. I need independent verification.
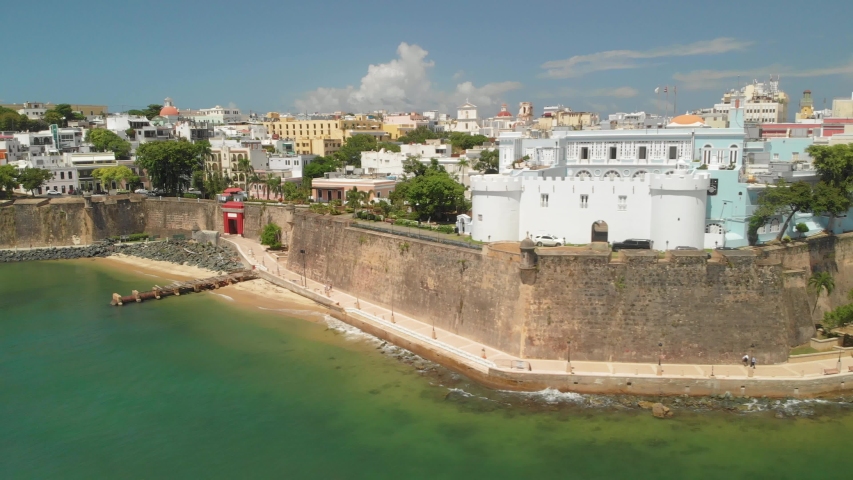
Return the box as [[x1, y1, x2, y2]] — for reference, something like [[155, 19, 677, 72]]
[[669, 114, 705, 126], [496, 103, 512, 117], [160, 105, 179, 116]]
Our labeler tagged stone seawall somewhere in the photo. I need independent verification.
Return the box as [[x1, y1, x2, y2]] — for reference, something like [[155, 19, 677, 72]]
[[288, 211, 813, 365]]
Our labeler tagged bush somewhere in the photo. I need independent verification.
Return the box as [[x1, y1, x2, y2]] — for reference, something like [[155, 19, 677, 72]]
[[796, 223, 809, 233], [182, 193, 199, 199], [697, 164, 708, 170], [436, 225, 455, 234], [782, 235, 792, 243], [260, 222, 282, 249]]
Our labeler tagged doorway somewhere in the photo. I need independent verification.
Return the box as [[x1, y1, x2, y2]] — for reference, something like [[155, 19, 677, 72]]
[[591, 220, 608, 243], [227, 219, 238, 234]]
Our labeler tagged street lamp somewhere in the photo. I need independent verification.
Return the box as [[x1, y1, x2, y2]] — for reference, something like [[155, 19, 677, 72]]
[[658, 342, 663, 366], [299, 249, 306, 287], [566, 340, 573, 373]]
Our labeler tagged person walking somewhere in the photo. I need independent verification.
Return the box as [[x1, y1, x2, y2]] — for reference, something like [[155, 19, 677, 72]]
[[750, 356, 757, 369], [742, 354, 749, 367]]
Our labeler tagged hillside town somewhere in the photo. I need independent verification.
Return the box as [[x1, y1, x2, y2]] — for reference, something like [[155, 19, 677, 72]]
[[3, 79, 853, 252]]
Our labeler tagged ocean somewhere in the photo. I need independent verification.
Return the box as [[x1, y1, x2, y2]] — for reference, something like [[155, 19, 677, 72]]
[[1, 259, 850, 479]]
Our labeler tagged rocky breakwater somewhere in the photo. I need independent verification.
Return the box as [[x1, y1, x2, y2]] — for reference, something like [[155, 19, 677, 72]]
[[0, 245, 111, 262], [113, 240, 244, 272], [0, 240, 245, 273]]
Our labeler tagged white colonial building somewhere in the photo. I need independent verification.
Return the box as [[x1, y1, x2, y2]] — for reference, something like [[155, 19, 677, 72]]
[[450, 102, 481, 134]]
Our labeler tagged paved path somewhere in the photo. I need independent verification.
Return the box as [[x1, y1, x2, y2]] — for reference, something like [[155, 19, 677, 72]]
[[222, 235, 853, 381]]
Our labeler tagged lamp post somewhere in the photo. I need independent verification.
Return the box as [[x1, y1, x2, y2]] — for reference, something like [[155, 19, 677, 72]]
[[299, 249, 306, 287], [658, 342, 663, 366], [566, 340, 573, 373]]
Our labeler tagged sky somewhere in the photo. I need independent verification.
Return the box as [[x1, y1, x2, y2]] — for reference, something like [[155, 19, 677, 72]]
[[3, 0, 853, 119]]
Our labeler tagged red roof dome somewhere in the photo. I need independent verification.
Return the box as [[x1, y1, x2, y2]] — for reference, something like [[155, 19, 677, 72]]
[[160, 105, 179, 116], [496, 110, 512, 117]]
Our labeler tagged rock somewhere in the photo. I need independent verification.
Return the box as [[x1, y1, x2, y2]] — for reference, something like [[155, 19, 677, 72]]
[[652, 403, 673, 418], [638, 401, 656, 410]]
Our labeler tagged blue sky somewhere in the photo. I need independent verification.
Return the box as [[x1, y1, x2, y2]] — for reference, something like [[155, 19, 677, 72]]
[[4, 0, 852, 119]]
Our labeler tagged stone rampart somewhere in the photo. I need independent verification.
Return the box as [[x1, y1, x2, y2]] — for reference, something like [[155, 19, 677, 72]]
[[288, 211, 812, 365], [143, 198, 221, 237]]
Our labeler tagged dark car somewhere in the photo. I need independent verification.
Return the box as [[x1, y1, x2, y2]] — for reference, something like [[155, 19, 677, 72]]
[[715, 246, 737, 250], [612, 239, 653, 251]]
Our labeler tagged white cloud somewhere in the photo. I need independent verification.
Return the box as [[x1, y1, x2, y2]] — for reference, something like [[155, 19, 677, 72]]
[[294, 43, 522, 113], [673, 61, 853, 91], [541, 38, 752, 79], [452, 70, 466, 80]]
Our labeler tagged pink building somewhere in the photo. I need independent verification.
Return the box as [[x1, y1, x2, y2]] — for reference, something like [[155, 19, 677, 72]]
[[311, 177, 397, 203]]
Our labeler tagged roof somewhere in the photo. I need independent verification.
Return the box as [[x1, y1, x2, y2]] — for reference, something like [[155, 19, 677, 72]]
[[223, 187, 244, 193], [160, 105, 179, 116], [669, 114, 705, 126], [458, 102, 477, 109], [496, 111, 512, 117], [222, 201, 244, 209]]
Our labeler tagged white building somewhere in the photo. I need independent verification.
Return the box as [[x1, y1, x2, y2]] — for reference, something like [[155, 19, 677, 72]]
[[16, 102, 48, 120], [706, 78, 789, 124], [450, 102, 481, 134], [360, 142, 454, 176], [470, 171, 710, 249]]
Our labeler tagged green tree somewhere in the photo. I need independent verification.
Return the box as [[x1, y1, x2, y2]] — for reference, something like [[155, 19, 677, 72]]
[[396, 159, 469, 221], [751, 180, 814, 242], [448, 132, 489, 151], [17, 168, 54, 196], [377, 142, 401, 152], [809, 271, 836, 314], [86, 129, 132, 159], [0, 164, 20, 198], [303, 155, 340, 179], [397, 126, 439, 144], [203, 171, 227, 199], [334, 134, 378, 167], [260, 222, 282, 249], [402, 155, 427, 177], [135, 139, 206, 195], [345, 187, 370, 213], [43, 110, 64, 126], [266, 176, 283, 200], [473, 149, 499, 174], [92, 166, 139, 190]]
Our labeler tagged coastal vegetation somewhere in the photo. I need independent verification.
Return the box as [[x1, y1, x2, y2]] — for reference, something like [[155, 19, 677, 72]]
[[260, 222, 283, 250], [135, 139, 210, 196]]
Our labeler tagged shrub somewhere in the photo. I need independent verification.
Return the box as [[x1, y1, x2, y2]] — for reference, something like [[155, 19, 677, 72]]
[[260, 222, 282, 249], [782, 235, 792, 243], [436, 225, 455, 234], [697, 164, 708, 170], [796, 223, 809, 233], [182, 193, 199, 199]]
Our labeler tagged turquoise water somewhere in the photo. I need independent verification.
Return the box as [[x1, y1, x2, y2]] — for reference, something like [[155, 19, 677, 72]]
[[1, 259, 851, 479]]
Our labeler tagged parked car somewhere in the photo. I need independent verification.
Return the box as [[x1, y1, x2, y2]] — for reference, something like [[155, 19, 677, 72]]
[[612, 239, 653, 251], [46, 190, 62, 196], [186, 189, 202, 195], [532, 234, 565, 247], [715, 246, 737, 250], [134, 188, 149, 194], [674, 246, 697, 250]]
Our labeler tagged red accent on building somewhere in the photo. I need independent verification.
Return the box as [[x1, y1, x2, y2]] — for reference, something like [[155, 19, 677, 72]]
[[222, 201, 244, 235]]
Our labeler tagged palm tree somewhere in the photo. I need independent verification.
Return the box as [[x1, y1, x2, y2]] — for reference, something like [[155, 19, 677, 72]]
[[456, 157, 470, 184], [236, 157, 254, 194], [808, 271, 835, 313], [267, 176, 283, 200]]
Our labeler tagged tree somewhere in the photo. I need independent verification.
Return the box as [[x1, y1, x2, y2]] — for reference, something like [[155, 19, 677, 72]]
[[346, 187, 370, 212], [203, 171, 227, 199], [808, 144, 853, 189], [0, 164, 20, 198], [86, 129, 132, 159], [303, 155, 340, 179], [473, 149, 499, 174], [260, 222, 282, 249], [135, 139, 206, 195], [377, 142, 401, 152], [809, 271, 836, 314], [92, 166, 138, 190], [43, 110, 64, 126], [397, 126, 439, 144], [266, 176, 283, 200], [334, 134, 378, 167], [448, 132, 489, 151], [751, 180, 814, 242], [402, 155, 427, 177], [17, 168, 54, 196], [396, 159, 469, 221]]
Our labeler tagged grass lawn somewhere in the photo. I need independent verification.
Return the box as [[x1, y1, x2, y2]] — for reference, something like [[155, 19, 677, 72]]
[[790, 345, 819, 356]]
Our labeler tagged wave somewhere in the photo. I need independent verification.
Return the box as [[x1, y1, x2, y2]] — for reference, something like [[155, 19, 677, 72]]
[[258, 306, 324, 318], [208, 292, 234, 301]]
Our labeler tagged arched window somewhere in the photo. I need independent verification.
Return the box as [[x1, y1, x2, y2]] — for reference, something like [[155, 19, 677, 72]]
[[703, 145, 712, 164], [575, 170, 592, 179], [705, 223, 724, 234], [770, 218, 780, 233], [603, 170, 621, 179], [664, 170, 675, 176], [632, 170, 648, 179], [729, 144, 738, 164]]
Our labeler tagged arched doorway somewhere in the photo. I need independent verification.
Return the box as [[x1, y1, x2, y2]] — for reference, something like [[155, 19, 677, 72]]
[[591, 220, 608, 243]]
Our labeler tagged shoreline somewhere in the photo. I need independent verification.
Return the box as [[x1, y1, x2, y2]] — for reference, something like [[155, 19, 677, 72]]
[[96, 255, 328, 316]]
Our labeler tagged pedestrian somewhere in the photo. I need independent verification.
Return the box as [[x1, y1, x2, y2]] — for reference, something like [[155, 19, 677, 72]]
[[328, 282, 333, 293], [742, 354, 749, 367], [750, 356, 756, 369]]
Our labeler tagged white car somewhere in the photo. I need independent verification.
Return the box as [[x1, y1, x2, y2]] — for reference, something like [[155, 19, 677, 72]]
[[532, 234, 565, 247], [134, 188, 149, 194], [46, 190, 62, 196]]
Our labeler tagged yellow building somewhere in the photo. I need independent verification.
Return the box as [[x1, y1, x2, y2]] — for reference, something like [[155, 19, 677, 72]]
[[263, 117, 387, 155]]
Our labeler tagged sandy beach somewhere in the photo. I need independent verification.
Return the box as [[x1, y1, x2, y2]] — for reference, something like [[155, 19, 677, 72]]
[[97, 255, 328, 318]]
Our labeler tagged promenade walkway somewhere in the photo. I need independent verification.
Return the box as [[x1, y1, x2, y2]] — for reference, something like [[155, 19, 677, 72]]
[[221, 235, 853, 386]]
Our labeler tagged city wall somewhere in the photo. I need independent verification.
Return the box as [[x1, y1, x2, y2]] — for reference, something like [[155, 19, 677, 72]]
[[287, 211, 814, 365]]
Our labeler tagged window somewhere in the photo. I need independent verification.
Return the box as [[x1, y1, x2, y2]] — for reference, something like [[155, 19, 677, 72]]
[[769, 218, 780, 233], [609, 146, 617, 160], [580, 194, 589, 209], [618, 195, 627, 211], [638, 146, 647, 160], [60, 172, 65, 179], [61, 185, 66, 193], [668, 146, 678, 160], [478, 214, 483, 221], [773, 153, 779, 160], [376, 191, 381, 198], [337, 190, 342, 200], [540, 194, 549, 207], [580, 147, 589, 160]]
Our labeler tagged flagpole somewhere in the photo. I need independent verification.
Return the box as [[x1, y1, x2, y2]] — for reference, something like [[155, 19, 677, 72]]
[[665, 87, 669, 119], [674, 85, 677, 116]]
